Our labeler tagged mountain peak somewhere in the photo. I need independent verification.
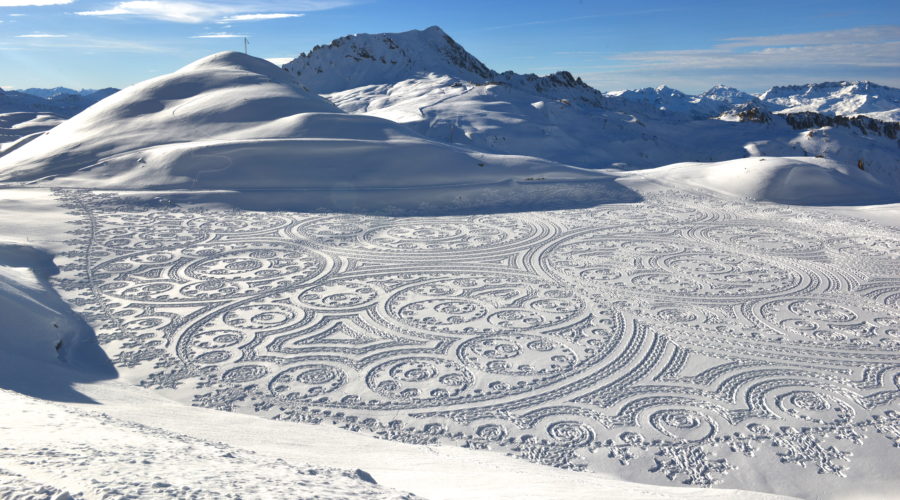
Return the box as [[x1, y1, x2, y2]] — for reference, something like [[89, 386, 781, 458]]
[[282, 27, 494, 93], [281, 27, 601, 104], [700, 85, 757, 105]]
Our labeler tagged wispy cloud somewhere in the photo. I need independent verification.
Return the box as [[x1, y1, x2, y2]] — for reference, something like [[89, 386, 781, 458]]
[[77, 1, 232, 23], [4, 33, 168, 52], [721, 25, 900, 48], [583, 25, 900, 92], [76, 0, 349, 23], [222, 13, 302, 22], [191, 33, 244, 38], [0, 0, 72, 6]]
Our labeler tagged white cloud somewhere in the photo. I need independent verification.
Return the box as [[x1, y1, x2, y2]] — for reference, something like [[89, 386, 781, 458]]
[[191, 33, 244, 38], [76, 1, 349, 23], [16, 33, 67, 37], [721, 25, 900, 48], [222, 13, 302, 22], [612, 42, 900, 71], [77, 1, 231, 23], [0, 0, 72, 6]]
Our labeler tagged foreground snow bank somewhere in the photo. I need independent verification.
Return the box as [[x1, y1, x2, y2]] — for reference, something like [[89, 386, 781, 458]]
[[0, 389, 415, 499], [630, 156, 898, 205], [0, 383, 791, 500], [0, 243, 115, 402], [0, 245, 104, 369]]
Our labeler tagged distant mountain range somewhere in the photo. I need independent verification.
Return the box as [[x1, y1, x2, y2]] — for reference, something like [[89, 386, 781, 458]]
[[0, 87, 118, 118], [283, 26, 899, 123]]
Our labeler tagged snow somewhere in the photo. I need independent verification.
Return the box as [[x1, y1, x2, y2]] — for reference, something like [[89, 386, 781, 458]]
[[628, 156, 898, 205], [0, 183, 885, 500], [0, 389, 416, 499], [0, 112, 64, 156], [287, 29, 899, 192], [0, 28, 898, 500], [284, 27, 602, 104], [0, 51, 615, 213]]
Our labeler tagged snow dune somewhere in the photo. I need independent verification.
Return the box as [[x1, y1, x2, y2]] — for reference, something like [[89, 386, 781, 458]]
[[631, 157, 898, 205]]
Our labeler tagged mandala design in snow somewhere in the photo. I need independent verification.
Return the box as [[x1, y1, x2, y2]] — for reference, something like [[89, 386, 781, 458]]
[[52, 189, 900, 494]]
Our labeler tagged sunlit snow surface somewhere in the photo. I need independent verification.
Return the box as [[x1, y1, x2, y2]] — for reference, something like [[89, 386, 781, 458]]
[[51, 188, 899, 497]]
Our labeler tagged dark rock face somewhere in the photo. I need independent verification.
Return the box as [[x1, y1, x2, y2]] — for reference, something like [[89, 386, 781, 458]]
[[732, 103, 773, 123], [784, 112, 900, 140]]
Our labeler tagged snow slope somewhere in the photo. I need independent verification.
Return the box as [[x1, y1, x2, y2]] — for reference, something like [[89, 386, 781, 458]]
[[0, 112, 64, 156], [0, 389, 416, 500], [325, 78, 900, 191], [34, 185, 900, 500], [627, 156, 898, 205], [0, 243, 113, 386]]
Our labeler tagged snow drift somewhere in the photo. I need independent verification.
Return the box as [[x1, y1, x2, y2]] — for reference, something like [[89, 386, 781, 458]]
[[0, 244, 115, 401], [633, 156, 898, 205]]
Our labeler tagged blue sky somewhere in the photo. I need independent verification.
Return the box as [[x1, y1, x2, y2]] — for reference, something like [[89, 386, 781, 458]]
[[1, 0, 898, 93]]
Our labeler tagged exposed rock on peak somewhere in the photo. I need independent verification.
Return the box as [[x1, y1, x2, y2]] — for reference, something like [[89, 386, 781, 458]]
[[283, 26, 602, 105]]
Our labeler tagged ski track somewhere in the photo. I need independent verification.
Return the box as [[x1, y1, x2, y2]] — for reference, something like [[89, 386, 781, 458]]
[[50, 188, 900, 492]]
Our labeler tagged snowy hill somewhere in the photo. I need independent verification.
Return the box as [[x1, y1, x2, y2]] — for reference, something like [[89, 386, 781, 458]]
[[630, 156, 897, 205], [758, 81, 900, 122], [0, 51, 613, 212]]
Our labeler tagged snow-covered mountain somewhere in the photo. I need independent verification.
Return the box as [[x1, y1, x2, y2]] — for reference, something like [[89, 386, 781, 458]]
[[758, 81, 900, 122], [284, 26, 603, 104], [280, 27, 899, 191], [699, 84, 759, 106], [604, 85, 728, 119], [18, 87, 103, 99]]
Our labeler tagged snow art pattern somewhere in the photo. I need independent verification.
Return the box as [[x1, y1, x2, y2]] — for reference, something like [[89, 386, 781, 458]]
[[53, 189, 900, 488]]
